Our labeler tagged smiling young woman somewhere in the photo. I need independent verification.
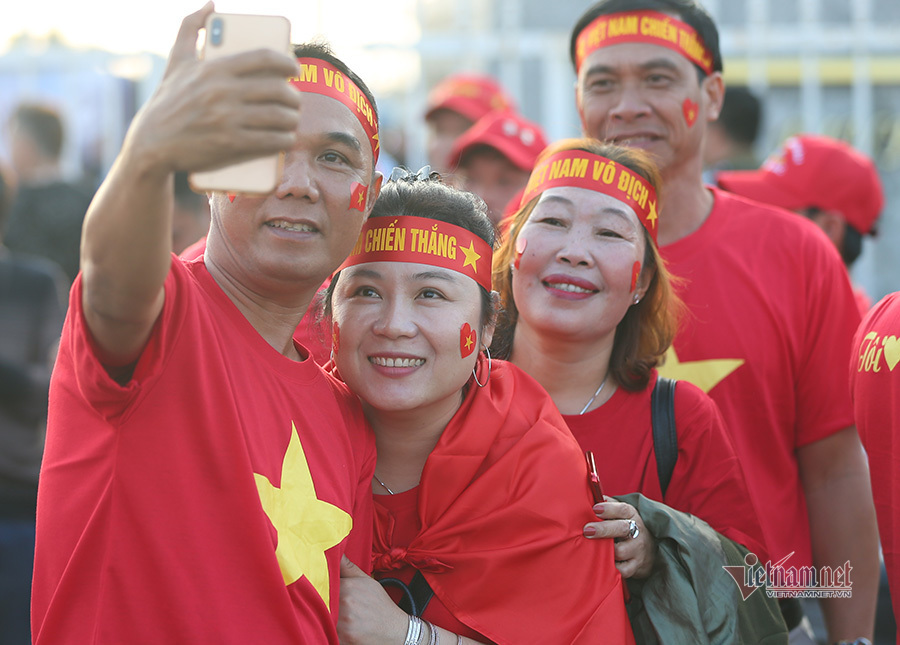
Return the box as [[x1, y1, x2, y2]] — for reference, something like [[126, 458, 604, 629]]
[[323, 172, 635, 645]]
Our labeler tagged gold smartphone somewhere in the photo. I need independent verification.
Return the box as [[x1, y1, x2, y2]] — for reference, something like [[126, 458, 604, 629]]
[[188, 13, 292, 196]]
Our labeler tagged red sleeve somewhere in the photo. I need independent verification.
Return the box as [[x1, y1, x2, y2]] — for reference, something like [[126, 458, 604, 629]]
[[794, 229, 860, 447], [664, 381, 769, 561]]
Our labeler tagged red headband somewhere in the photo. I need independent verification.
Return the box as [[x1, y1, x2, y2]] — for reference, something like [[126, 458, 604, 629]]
[[290, 58, 379, 163], [575, 10, 713, 76], [338, 216, 493, 291], [520, 150, 659, 244]]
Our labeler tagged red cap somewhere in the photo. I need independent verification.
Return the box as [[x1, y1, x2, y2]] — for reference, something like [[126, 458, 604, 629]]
[[717, 134, 883, 235], [447, 111, 548, 172], [425, 73, 516, 123]]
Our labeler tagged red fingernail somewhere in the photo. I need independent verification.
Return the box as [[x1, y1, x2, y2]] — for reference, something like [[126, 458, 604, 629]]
[[583, 525, 597, 537], [593, 503, 605, 514]]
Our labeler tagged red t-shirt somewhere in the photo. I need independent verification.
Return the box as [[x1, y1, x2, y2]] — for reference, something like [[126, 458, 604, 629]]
[[180, 236, 332, 364], [563, 370, 767, 560], [32, 257, 376, 644], [849, 291, 900, 637], [658, 187, 860, 567], [372, 359, 634, 644]]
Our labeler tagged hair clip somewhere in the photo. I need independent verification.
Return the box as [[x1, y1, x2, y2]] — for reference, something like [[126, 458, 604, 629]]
[[388, 165, 439, 183]]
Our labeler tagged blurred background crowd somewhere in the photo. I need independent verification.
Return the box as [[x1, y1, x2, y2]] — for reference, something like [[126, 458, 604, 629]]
[[1, 1, 899, 643]]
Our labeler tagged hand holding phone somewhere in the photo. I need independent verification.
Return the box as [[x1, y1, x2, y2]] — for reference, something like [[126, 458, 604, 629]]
[[189, 13, 292, 196]]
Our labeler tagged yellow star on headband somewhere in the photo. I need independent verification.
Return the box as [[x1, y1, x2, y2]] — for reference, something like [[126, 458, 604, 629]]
[[372, 132, 379, 153], [646, 200, 658, 228], [254, 422, 352, 609], [459, 241, 481, 273]]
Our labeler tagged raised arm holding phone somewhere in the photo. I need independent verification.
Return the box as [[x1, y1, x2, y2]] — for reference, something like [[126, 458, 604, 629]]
[[32, 4, 384, 643]]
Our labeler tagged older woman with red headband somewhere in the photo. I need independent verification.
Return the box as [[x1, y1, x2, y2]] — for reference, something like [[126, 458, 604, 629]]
[[326, 172, 634, 645], [491, 139, 767, 578]]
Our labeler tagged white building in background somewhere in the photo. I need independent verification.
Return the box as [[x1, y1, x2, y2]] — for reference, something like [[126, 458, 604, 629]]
[[1, 0, 897, 298], [377, 0, 900, 301]]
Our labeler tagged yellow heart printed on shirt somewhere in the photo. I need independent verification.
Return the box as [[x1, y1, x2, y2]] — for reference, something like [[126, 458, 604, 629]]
[[884, 335, 900, 372]]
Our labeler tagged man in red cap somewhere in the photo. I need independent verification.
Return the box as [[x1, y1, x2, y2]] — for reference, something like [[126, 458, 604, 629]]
[[718, 134, 884, 315], [446, 110, 547, 228], [424, 73, 516, 173], [569, 1, 878, 642]]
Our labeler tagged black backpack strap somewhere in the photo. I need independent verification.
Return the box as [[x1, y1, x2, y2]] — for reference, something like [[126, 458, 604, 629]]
[[651, 376, 678, 498], [379, 570, 435, 617]]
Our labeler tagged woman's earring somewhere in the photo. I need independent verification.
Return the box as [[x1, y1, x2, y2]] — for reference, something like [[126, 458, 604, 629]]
[[633, 294, 641, 305], [472, 347, 492, 387]]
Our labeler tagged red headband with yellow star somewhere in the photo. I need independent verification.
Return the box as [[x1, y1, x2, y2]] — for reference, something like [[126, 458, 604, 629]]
[[520, 150, 659, 244], [574, 10, 713, 76], [291, 58, 379, 164], [337, 216, 493, 291]]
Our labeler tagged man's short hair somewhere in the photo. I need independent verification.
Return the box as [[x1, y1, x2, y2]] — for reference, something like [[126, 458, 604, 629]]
[[718, 87, 762, 147], [569, 0, 723, 77], [10, 103, 65, 160]]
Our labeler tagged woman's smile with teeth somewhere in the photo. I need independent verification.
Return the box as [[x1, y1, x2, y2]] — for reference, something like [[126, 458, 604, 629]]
[[369, 356, 426, 368], [544, 281, 595, 294]]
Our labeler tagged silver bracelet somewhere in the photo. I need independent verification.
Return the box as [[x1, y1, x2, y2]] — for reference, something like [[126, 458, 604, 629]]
[[424, 620, 439, 645], [404, 615, 423, 645]]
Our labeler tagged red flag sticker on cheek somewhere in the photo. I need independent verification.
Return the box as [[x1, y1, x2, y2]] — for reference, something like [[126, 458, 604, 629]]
[[460, 322, 477, 358], [631, 261, 641, 291], [332, 321, 341, 354], [350, 182, 368, 212], [514, 236, 527, 270], [682, 99, 699, 127], [227, 193, 236, 203]]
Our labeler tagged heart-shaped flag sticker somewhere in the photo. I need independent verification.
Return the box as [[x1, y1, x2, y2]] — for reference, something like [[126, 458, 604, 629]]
[[460, 322, 477, 358], [682, 99, 699, 127], [514, 236, 527, 270]]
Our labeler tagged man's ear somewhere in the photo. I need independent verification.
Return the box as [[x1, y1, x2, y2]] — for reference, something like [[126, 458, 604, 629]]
[[366, 172, 384, 213], [702, 72, 725, 123], [574, 81, 589, 136]]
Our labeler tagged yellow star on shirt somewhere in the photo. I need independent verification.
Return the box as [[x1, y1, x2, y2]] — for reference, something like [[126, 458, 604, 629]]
[[657, 347, 744, 394], [646, 200, 658, 229], [254, 422, 352, 609], [459, 241, 481, 273]]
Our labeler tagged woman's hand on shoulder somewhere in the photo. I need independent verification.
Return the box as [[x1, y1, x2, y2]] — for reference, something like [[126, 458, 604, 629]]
[[338, 556, 410, 644], [583, 498, 657, 579]]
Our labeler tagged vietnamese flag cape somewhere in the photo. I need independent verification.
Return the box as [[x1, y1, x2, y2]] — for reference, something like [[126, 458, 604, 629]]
[[372, 359, 634, 644]]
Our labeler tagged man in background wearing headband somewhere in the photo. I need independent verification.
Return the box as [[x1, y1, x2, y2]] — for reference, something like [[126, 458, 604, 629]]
[[32, 5, 382, 644], [570, 1, 878, 643]]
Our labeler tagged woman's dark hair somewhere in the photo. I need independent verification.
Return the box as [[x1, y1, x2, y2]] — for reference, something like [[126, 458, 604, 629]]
[[569, 0, 723, 78], [322, 172, 497, 329], [491, 139, 683, 391]]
